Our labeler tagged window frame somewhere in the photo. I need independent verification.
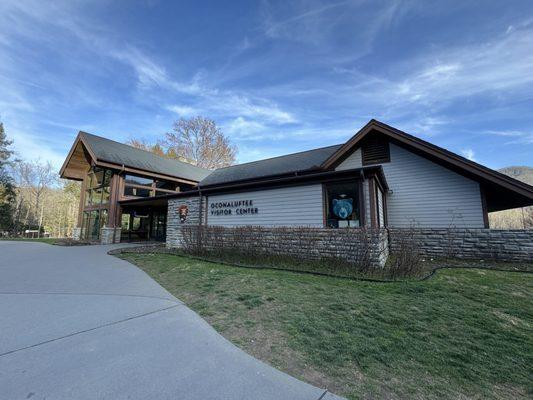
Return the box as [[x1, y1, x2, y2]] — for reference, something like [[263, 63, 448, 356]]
[[122, 173, 181, 199], [80, 166, 112, 239], [323, 180, 361, 229]]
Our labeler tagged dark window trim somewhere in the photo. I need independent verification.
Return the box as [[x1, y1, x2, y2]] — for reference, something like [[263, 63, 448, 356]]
[[368, 178, 377, 228], [323, 179, 361, 229]]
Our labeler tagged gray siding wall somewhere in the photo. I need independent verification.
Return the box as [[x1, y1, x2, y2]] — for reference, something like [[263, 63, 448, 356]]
[[207, 184, 324, 227], [336, 148, 362, 170], [336, 143, 484, 227], [377, 187, 385, 228], [363, 180, 371, 227]]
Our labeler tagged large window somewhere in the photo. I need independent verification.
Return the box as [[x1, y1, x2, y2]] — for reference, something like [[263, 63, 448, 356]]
[[81, 167, 112, 240], [325, 181, 360, 228], [85, 167, 112, 207], [123, 174, 180, 198], [82, 209, 108, 240]]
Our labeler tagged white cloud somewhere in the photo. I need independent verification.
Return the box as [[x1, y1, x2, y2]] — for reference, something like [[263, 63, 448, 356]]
[[485, 130, 533, 145], [389, 25, 533, 106], [460, 149, 476, 161], [225, 117, 265, 135], [263, 0, 352, 42], [217, 95, 296, 124], [165, 105, 199, 117]]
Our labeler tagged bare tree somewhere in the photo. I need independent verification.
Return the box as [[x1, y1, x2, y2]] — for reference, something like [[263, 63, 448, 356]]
[[13, 160, 56, 236], [126, 138, 167, 157], [163, 117, 236, 169], [126, 117, 236, 170]]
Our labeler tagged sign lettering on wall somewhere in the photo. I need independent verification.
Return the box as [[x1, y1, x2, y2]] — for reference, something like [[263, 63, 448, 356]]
[[210, 200, 259, 216]]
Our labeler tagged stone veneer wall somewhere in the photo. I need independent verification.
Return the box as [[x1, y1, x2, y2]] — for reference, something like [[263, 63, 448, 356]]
[[167, 197, 532, 264], [72, 227, 82, 241], [388, 228, 533, 262], [100, 227, 122, 244], [167, 197, 388, 267], [167, 196, 206, 247]]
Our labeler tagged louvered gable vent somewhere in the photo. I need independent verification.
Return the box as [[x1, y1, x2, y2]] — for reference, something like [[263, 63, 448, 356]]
[[362, 135, 390, 165]]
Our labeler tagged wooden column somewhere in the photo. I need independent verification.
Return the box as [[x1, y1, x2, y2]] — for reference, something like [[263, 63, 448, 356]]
[[107, 174, 121, 228], [368, 178, 377, 228]]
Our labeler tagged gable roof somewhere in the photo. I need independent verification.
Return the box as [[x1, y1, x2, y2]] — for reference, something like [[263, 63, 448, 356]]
[[322, 119, 533, 212], [60, 131, 211, 183], [199, 144, 342, 187]]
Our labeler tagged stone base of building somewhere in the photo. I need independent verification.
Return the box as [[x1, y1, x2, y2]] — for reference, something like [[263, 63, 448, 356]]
[[100, 227, 122, 244], [72, 227, 82, 241], [388, 228, 533, 262]]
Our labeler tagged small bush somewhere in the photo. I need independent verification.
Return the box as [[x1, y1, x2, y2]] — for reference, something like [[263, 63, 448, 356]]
[[387, 226, 423, 278]]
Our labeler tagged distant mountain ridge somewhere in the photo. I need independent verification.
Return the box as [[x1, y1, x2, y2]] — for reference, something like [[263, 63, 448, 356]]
[[498, 166, 533, 185]]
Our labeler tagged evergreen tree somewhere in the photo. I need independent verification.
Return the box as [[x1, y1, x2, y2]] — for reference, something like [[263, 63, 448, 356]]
[[0, 122, 16, 232]]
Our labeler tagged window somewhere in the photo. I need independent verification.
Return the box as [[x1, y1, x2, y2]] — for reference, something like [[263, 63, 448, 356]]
[[87, 210, 100, 240], [156, 181, 177, 190], [121, 213, 130, 230], [84, 167, 112, 206], [362, 136, 390, 165], [125, 174, 153, 186], [81, 167, 113, 239], [124, 186, 152, 197], [123, 175, 179, 198], [325, 181, 360, 228]]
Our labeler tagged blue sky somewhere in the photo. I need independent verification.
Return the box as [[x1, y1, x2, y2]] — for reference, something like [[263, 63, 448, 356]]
[[1, 0, 532, 170]]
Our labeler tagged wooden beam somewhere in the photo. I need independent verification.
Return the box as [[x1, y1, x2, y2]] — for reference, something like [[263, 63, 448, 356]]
[[368, 178, 377, 228]]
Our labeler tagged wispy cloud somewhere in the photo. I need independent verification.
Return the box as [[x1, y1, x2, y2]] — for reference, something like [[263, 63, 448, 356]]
[[485, 130, 533, 145], [263, 0, 352, 42], [165, 105, 200, 118], [460, 148, 476, 161], [387, 23, 533, 107], [215, 95, 296, 124], [0, 0, 531, 169]]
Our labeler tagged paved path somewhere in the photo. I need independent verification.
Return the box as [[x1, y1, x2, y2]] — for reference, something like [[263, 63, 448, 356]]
[[0, 241, 344, 400]]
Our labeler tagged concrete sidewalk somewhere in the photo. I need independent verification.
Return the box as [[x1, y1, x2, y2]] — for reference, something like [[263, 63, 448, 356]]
[[0, 241, 344, 400]]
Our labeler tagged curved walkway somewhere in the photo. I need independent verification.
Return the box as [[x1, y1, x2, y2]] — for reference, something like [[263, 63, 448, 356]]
[[0, 241, 343, 400]]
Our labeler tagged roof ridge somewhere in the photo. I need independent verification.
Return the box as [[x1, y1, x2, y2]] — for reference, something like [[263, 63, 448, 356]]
[[79, 131, 210, 172], [212, 143, 343, 172]]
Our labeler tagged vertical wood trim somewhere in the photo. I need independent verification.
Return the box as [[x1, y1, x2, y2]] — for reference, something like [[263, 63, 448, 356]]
[[358, 180, 365, 228], [369, 178, 377, 228], [77, 176, 87, 227], [117, 174, 125, 201], [480, 185, 490, 228], [107, 174, 120, 227], [204, 196, 209, 225]]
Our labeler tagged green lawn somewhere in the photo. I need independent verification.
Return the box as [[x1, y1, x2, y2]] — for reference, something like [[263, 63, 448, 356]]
[[0, 237, 59, 244], [119, 252, 533, 400]]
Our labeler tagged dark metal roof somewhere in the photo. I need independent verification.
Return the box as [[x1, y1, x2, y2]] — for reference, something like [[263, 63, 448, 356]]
[[80, 131, 211, 182], [199, 144, 343, 187]]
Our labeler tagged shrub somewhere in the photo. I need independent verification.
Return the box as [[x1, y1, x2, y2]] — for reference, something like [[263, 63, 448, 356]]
[[178, 225, 414, 279]]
